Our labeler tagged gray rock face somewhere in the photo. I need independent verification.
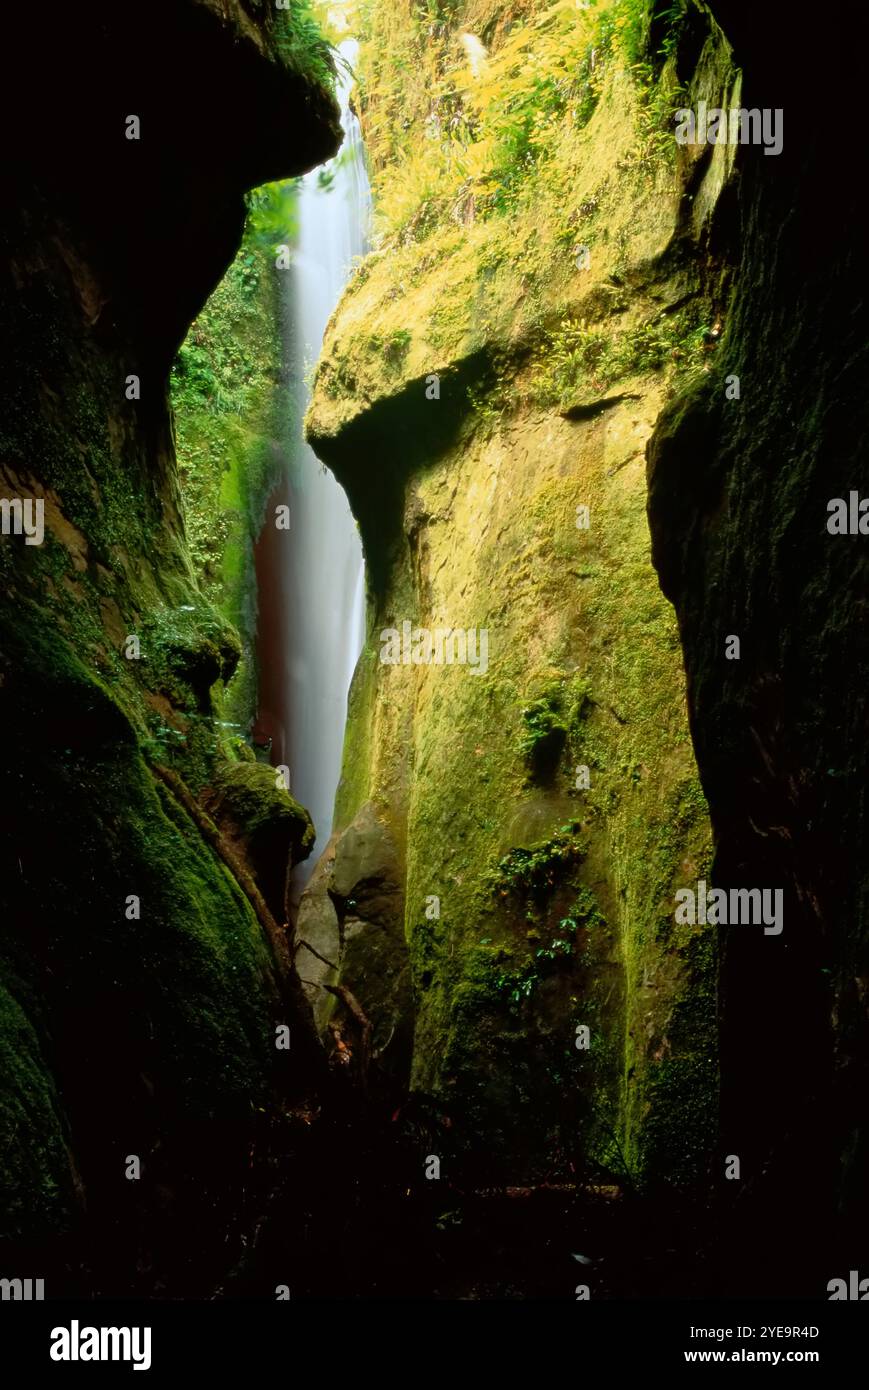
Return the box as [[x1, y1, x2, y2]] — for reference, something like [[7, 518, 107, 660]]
[[296, 802, 411, 1078], [296, 840, 342, 1029]]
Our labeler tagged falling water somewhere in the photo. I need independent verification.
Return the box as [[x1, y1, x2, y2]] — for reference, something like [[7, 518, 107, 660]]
[[280, 41, 368, 897]]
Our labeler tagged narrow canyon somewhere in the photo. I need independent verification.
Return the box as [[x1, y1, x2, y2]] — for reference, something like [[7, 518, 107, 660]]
[[1, 0, 866, 1304]]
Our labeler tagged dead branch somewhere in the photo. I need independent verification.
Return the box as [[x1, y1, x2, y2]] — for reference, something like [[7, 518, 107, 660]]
[[296, 937, 339, 972], [300, 976, 373, 1091]]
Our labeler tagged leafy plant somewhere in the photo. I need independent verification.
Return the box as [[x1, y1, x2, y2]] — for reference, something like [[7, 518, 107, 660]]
[[381, 327, 412, 369], [273, 0, 338, 92], [491, 886, 606, 1007], [519, 697, 567, 778], [536, 317, 611, 405], [518, 677, 593, 782], [491, 824, 586, 903], [536, 305, 715, 405], [245, 181, 300, 256], [654, 0, 690, 64]]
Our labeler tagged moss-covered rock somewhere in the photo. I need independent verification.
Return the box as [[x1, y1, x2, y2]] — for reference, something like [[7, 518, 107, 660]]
[[0, 983, 80, 1240], [303, 0, 732, 1188], [205, 762, 315, 921], [0, 0, 340, 1292], [170, 205, 296, 739]]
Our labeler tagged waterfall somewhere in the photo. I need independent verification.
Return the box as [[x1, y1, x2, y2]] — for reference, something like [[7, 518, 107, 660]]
[[281, 40, 368, 896]]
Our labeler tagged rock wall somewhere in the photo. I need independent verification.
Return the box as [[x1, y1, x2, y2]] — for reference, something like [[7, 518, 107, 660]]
[[648, 0, 869, 1292], [0, 0, 340, 1293], [304, 0, 735, 1191]]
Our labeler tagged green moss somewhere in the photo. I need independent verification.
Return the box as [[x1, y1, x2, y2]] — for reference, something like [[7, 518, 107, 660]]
[[356, 0, 622, 237], [533, 304, 715, 409], [171, 216, 293, 740], [0, 579, 284, 1237], [490, 825, 586, 905], [0, 982, 77, 1237], [309, 0, 725, 1186], [518, 676, 592, 782], [0, 0, 342, 1264], [367, 327, 412, 372], [210, 760, 315, 862], [487, 887, 605, 1007], [309, 0, 722, 469], [634, 929, 719, 1187]]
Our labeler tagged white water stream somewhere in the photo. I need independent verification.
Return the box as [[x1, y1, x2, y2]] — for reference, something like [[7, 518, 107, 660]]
[[282, 40, 368, 894]]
